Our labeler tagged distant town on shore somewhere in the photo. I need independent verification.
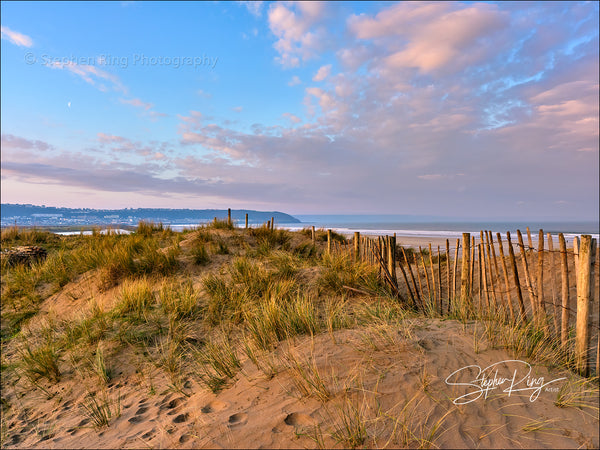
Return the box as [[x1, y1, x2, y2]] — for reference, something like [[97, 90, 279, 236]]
[[0, 204, 300, 228]]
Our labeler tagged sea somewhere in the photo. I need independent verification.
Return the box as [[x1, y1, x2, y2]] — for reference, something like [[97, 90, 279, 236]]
[[279, 215, 600, 243], [53, 215, 599, 243]]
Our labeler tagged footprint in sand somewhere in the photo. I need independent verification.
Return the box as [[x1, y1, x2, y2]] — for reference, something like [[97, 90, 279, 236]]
[[201, 400, 228, 414], [179, 433, 193, 444], [141, 428, 156, 440], [160, 397, 186, 410], [128, 407, 149, 424], [173, 413, 189, 424], [284, 413, 315, 427], [228, 413, 248, 427], [77, 418, 90, 427]]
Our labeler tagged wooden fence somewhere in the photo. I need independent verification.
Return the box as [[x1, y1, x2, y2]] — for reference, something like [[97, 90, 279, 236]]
[[324, 228, 600, 378]]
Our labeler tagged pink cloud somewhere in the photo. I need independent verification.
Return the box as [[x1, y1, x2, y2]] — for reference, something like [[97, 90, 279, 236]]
[[313, 64, 331, 82], [0, 26, 33, 47], [47, 61, 127, 93], [97, 133, 127, 144], [268, 1, 328, 67], [1, 134, 51, 151], [120, 97, 153, 110]]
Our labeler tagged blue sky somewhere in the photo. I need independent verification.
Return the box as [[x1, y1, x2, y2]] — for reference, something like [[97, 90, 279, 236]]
[[1, 1, 598, 220]]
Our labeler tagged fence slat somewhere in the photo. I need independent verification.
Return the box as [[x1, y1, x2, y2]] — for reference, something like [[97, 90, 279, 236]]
[[420, 246, 432, 304], [446, 239, 451, 311], [558, 233, 570, 349], [575, 235, 594, 376], [428, 243, 437, 309], [537, 229, 546, 328], [496, 232, 516, 323], [517, 229, 537, 320], [507, 231, 527, 320], [452, 239, 460, 310], [547, 233, 560, 336], [461, 233, 471, 311]]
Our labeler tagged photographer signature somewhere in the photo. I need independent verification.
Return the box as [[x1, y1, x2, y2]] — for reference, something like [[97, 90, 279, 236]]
[[445, 359, 566, 405]]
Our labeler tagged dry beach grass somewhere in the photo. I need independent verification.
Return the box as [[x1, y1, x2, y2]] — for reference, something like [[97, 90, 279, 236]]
[[0, 222, 598, 448]]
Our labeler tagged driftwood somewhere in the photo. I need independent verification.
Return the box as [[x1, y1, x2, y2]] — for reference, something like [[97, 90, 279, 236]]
[[2, 246, 47, 266]]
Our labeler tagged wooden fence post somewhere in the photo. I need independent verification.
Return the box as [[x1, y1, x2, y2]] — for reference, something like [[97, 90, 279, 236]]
[[401, 247, 421, 308], [354, 232, 360, 263], [558, 233, 570, 349], [327, 229, 332, 255], [547, 233, 559, 335], [446, 239, 451, 309], [428, 243, 437, 308], [526, 226, 534, 254], [537, 229, 546, 328], [311, 226, 316, 246], [575, 235, 594, 376], [478, 243, 484, 312], [271, 217, 274, 231], [517, 229, 537, 321], [461, 233, 471, 311], [420, 246, 432, 304], [496, 232, 516, 323], [485, 231, 499, 313], [507, 232, 526, 321], [228, 208, 232, 226], [480, 231, 490, 311], [470, 236, 475, 304], [388, 235, 397, 286], [574, 236, 580, 275], [452, 239, 460, 308], [437, 245, 442, 314], [245, 213, 248, 229]]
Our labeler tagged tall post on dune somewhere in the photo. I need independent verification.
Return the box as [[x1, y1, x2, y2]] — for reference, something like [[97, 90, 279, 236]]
[[228, 208, 232, 226], [327, 229, 332, 255], [461, 233, 471, 313], [575, 235, 594, 377], [245, 213, 248, 229], [354, 232, 360, 263], [270, 216, 274, 231], [312, 226, 316, 246]]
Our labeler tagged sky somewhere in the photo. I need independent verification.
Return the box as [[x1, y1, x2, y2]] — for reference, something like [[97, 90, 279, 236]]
[[1, 1, 598, 220]]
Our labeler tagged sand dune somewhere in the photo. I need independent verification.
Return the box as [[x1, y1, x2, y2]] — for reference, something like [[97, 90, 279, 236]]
[[1, 226, 598, 449]]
